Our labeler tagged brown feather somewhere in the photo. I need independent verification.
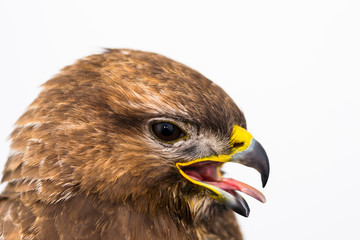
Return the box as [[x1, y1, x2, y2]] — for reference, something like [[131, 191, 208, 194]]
[[1, 49, 244, 239]]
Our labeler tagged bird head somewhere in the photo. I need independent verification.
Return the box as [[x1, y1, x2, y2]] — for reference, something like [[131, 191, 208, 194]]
[[2, 49, 269, 222]]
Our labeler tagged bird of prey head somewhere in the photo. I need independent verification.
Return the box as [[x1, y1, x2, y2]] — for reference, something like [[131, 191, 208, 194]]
[[1, 49, 269, 239]]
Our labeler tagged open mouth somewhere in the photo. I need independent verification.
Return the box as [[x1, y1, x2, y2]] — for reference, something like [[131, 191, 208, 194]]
[[178, 160, 265, 203], [176, 125, 269, 217]]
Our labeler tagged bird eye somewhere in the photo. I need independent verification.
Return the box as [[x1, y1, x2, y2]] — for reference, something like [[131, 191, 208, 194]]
[[151, 122, 185, 142]]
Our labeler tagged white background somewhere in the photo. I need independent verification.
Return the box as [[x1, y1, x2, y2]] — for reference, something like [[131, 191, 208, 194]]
[[1, 1, 359, 239]]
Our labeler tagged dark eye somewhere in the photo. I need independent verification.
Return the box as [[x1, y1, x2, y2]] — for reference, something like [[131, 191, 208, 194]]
[[151, 122, 185, 142]]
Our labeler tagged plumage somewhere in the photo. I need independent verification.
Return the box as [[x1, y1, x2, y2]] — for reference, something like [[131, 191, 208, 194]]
[[0, 49, 269, 240]]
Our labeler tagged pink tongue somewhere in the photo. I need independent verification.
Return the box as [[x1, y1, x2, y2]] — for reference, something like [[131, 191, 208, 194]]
[[206, 178, 266, 203]]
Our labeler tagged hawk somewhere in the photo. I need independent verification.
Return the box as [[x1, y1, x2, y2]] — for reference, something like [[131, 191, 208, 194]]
[[0, 49, 269, 240]]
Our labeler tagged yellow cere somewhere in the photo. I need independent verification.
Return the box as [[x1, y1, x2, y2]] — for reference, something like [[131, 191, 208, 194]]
[[229, 125, 253, 154], [176, 125, 254, 200]]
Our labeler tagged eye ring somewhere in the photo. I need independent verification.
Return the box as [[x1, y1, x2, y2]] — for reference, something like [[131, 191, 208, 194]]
[[150, 121, 186, 143]]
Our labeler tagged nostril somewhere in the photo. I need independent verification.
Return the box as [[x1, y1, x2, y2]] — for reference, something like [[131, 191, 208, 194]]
[[232, 142, 245, 148]]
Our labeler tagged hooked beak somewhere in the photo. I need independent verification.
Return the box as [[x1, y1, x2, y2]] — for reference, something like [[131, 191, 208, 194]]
[[231, 138, 270, 188], [176, 125, 270, 217]]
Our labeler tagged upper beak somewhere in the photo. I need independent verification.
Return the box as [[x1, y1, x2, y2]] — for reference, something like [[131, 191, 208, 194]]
[[228, 125, 269, 187], [231, 138, 270, 187]]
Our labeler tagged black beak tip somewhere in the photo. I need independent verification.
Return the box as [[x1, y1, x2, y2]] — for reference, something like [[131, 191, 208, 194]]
[[233, 192, 250, 217], [235, 209, 250, 218], [256, 140, 270, 188], [261, 170, 269, 188]]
